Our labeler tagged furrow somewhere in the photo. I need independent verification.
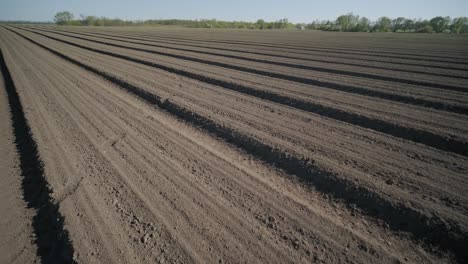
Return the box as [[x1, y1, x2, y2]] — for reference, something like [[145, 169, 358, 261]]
[[23, 26, 468, 101], [6, 26, 467, 263], [8, 26, 468, 158], [0, 48, 75, 263], [32, 26, 468, 84]]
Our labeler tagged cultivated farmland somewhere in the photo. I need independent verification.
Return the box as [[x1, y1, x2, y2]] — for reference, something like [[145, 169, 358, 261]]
[[0, 25, 467, 264]]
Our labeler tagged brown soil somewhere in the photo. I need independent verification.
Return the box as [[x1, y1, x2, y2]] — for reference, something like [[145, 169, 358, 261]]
[[0, 52, 39, 263], [0, 25, 467, 263]]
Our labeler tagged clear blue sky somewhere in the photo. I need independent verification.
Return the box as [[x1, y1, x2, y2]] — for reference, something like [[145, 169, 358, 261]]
[[1, 0, 467, 23]]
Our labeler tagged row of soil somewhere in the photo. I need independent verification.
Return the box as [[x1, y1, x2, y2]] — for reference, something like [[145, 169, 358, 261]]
[[1, 26, 450, 264], [42, 26, 468, 80], [23, 26, 468, 113], [10, 26, 468, 156], [5, 26, 467, 262], [32, 26, 468, 83], [36, 26, 468, 76], [0, 48, 75, 263], [52, 26, 468, 64]]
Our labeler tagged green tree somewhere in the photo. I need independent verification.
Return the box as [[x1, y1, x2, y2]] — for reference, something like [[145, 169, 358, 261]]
[[374, 17, 391, 32], [336, 13, 359, 31], [414, 19, 430, 32], [277, 18, 290, 29], [402, 19, 415, 32], [54, 11, 74, 25], [256, 19, 266, 29], [430, 16, 451, 32], [392, 17, 406, 32], [450, 17, 468, 34], [354, 17, 370, 32]]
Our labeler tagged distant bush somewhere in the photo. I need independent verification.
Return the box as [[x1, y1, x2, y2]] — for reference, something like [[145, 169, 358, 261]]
[[417, 25, 433, 33]]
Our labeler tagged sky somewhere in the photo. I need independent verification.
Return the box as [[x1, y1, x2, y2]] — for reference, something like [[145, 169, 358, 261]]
[[1, 0, 467, 23]]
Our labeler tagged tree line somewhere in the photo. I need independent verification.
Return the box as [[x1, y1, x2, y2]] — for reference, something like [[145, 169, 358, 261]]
[[300, 13, 468, 34], [54, 12, 294, 29], [53, 11, 468, 33]]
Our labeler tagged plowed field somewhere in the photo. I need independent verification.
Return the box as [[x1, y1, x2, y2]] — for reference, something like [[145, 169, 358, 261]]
[[1, 25, 467, 264]]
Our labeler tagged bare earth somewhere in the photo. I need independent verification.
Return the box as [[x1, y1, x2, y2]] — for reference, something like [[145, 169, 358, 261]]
[[0, 57, 39, 263], [0, 25, 467, 263]]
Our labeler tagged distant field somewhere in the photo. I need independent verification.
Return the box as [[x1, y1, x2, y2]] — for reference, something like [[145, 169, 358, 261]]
[[0, 25, 467, 263]]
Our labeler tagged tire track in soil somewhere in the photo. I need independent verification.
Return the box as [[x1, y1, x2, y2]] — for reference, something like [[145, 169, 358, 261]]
[[0, 49, 75, 264], [6, 27, 467, 263], [8, 26, 468, 158]]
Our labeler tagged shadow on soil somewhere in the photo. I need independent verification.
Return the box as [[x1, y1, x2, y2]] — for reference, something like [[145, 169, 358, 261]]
[[0, 49, 75, 263]]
